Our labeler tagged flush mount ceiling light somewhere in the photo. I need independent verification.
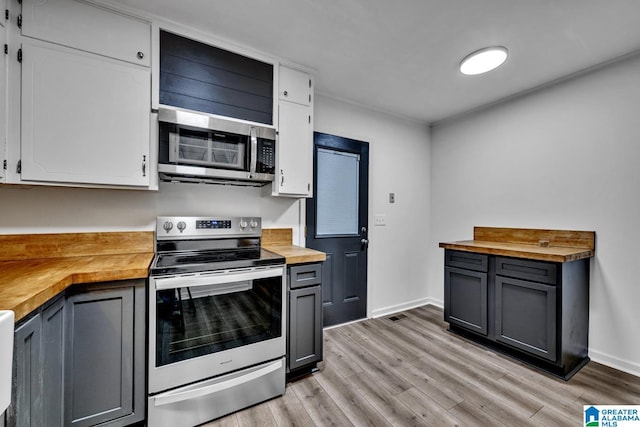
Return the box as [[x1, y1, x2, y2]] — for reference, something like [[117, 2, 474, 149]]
[[459, 46, 508, 75]]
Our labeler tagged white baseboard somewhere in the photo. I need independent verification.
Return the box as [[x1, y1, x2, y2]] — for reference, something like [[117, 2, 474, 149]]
[[589, 348, 640, 378], [371, 297, 433, 319]]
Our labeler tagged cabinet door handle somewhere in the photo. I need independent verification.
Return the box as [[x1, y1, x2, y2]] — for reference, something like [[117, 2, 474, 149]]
[[280, 169, 284, 187]]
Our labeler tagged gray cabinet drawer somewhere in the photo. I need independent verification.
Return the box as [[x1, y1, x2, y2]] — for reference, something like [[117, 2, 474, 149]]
[[289, 263, 322, 289], [445, 250, 488, 272], [495, 257, 557, 285]]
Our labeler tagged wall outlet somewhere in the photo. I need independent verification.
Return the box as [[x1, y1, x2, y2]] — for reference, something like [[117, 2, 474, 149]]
[[374, 214, 386, 226]]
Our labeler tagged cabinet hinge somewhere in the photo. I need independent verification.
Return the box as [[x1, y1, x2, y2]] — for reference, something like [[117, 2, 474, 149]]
[[4, 44, 7, 55], [308, 115, 311, 124], [17, 48, 21, 63], [16, 160, 21, 174], [5, 9, 8, 21], [3, 160, 6, 171], [17, 13, 21, 28], [308, 79, 311, 88]]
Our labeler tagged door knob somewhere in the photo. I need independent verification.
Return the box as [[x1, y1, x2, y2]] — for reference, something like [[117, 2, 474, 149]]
[[361, 238, 369, 249]]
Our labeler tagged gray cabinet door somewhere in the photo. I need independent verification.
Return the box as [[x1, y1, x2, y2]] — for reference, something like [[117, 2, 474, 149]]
[[288, 286, 323, 371], [64, 281, 145, 426], [41, 297, 65, 427], [444, 266, 488, 335], [11, 313, 43, 427], [495, 276, 557, 361]]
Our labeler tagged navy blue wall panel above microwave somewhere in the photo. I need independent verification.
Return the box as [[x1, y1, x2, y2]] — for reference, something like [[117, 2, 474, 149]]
[[160, 31, 274, 125]]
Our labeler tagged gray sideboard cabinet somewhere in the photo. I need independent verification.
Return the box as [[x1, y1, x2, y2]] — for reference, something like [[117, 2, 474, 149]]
[[8, 279, 145, 427], [444, 249, 590, 379], [287, 263, 323, 378]]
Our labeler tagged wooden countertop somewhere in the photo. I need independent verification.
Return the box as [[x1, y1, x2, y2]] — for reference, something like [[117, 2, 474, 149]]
[[0, 232, 154, 322], [439, 226, 595, 263], [262, 228, 326, 264]]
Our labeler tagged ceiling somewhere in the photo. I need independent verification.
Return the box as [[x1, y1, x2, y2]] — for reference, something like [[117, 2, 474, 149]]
[[110, 0, 640, 123]]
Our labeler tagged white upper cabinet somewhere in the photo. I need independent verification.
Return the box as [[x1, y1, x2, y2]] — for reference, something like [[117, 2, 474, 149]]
[[279, 66, 312, 106], [5, 0, 153, 188], [21, 0, 150, 67], [20, 42, 150, 187], [276, 101, 312, 196], [273, 66, 313, 197], [0, 5, 6, 182]]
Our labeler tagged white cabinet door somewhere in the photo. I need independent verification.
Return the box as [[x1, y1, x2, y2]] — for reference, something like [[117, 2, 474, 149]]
[[0, 13, 6, 182], [276, 101, 312, 196], [21, 42, 150, 187], [21, 0, 150, 66], [279, 66, 311, 106]]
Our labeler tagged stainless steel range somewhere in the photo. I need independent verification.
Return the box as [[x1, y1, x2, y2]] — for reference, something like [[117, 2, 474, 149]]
[[147, 216, 286, 427]]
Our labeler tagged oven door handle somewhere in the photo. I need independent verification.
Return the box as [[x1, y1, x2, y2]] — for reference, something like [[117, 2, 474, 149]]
[[154, 267, 284, 291], [152, 358, 283, 407]]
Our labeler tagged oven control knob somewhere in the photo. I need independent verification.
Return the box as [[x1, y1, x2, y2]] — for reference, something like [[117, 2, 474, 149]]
[[177, 221, 186, 233], [239, 219, 248, 230], [249, 219, 258, 229], [163, 221, 173, 233]]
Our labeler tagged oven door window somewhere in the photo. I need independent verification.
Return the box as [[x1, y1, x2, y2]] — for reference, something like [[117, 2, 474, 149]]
[[155, 275, 282, 367]]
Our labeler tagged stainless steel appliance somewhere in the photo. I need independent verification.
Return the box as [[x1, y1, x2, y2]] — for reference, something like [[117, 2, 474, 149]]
[[147, 216, 286, 427], [158, 107, 276, 186]]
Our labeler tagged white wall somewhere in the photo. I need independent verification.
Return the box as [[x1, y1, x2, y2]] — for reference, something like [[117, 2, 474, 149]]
[[0, 182, 302, 242], [315, 95, 431, 318], [429, 53, 640, 376]]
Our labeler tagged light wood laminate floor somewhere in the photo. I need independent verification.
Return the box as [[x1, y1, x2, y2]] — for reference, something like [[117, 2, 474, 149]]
[[206, 305, 640, 426]]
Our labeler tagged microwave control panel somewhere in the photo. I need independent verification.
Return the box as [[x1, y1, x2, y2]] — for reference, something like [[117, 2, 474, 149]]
[[257, 139, 276, 174]]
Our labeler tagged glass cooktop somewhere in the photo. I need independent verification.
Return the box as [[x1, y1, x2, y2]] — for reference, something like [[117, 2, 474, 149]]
[[150, 248, 284, 277]]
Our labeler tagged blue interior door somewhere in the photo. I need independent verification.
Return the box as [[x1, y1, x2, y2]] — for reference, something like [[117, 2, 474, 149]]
[[306, 132, 369, 327]]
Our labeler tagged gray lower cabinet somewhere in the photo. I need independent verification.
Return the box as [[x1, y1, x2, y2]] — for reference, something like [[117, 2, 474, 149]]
[[64, 281, 145, 426], [287, 263, 323, 376], [444, 249, 589, 379], [11, 296, 65, 427], [495, 275, 557, 361], [444, 266, 488, 335], [8, 279, 145, 427]]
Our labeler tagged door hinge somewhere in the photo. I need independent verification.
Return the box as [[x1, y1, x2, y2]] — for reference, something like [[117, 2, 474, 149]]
[[17, 14, 21, 28], [308, 115, 311, 124], [3, 160, 7, 171], [5, 9, 8, 21], [17, 48, 21, 63], [4, 44, 7, 55], [142, 155, 147, 177], [308, 79, 311, 88], [16, 160, 21, 174]]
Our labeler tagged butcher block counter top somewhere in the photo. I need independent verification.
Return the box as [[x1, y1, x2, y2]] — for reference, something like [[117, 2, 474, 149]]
[[262, 228, 326, 264], [439, 226, 595, 263], [0, 232, 154, 322]]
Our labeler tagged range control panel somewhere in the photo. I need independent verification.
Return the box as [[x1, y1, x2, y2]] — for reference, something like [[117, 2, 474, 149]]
[[156, 216, 262, 240]]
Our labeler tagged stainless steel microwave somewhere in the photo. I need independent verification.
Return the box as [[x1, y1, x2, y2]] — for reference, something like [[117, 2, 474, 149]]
[[157, 107, 276, 186]]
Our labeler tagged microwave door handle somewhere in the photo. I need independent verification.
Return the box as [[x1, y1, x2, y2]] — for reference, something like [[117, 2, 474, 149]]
[[154, 267, 284, 291], [249, 127, 257, 174]]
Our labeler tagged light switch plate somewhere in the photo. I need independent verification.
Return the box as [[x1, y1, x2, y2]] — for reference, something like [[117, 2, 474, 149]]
[[374, 214, 386, 226]]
